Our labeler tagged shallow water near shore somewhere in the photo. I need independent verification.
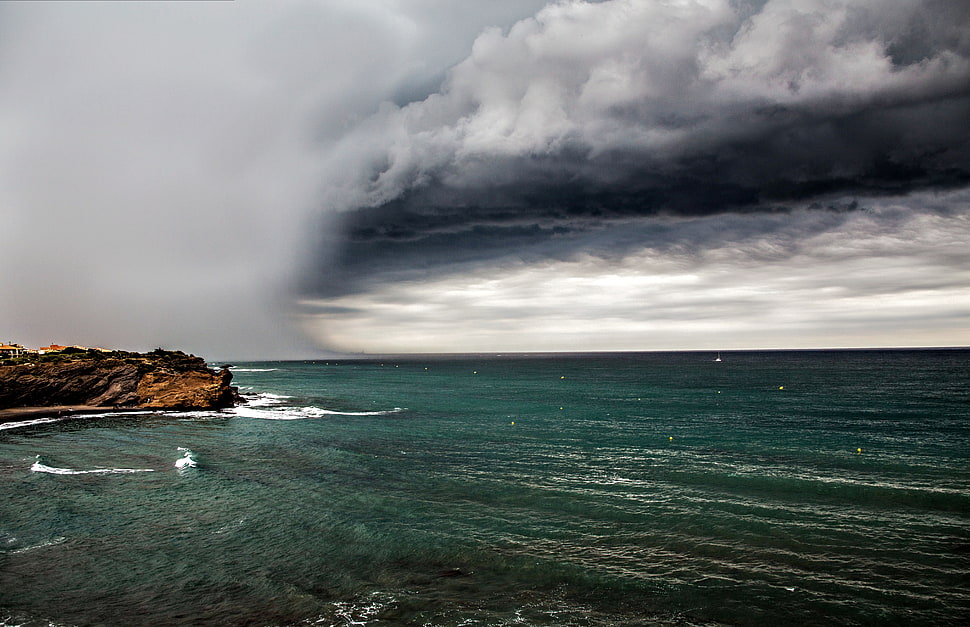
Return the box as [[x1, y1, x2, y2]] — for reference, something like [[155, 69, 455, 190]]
[[1, 350, 968, 626]]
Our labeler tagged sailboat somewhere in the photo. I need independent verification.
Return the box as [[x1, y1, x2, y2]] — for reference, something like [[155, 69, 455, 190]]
[[714, 352, 722, 362]]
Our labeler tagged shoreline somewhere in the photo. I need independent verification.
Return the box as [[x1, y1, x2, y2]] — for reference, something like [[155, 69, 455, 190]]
[[0, 406, 152, 424]]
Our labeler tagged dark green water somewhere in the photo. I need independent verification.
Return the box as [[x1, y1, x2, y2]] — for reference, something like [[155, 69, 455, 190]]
[[1, 350, 968, 626]]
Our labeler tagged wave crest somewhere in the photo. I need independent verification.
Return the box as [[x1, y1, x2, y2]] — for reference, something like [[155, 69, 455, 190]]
[[30, 456, 155, 475], [175, 447, 198, 470], [232, 405, 404, 421]]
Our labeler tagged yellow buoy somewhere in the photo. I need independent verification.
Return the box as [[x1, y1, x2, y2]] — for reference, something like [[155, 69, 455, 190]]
[[511, 421, 515, 425], [669, 436, 674, 441], [560, 376, 565, 380], [779, 386, 784, 390], [857, 448, 862, 454]]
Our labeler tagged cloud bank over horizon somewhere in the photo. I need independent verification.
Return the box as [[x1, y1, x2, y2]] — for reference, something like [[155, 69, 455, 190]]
[[298, 0, 970, 352], [1, 0, 968, 356]]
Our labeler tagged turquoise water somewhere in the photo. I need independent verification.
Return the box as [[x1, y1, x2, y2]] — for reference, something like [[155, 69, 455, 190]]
[[1, 350, 968, 626]]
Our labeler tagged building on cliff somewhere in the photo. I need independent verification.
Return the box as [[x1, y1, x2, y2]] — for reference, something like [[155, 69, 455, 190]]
[[0, 344, 27, 358], [2, 343, 107, 359], [37, 344, 70, 354]]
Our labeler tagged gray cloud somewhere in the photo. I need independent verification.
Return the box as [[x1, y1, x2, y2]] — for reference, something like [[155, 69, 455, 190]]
[[303, 0, 970, 306], [2, 0, 967, 356], [300, 190, 970, 353], [0, 0, 550, 358]]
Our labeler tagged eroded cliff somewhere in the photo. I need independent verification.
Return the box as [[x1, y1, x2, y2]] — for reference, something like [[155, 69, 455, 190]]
[[0, 349, 239, 411]]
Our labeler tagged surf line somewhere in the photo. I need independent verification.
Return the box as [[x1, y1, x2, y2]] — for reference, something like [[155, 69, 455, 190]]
[[31, 456, 155, 475]]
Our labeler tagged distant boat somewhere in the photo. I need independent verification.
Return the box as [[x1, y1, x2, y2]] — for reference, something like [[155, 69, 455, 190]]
[[714, 352, 722, 362]]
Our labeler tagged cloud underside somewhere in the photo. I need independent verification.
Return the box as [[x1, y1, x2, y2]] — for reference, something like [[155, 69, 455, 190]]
[[299, 191, 970, 353], [299, 0, 970, 352]]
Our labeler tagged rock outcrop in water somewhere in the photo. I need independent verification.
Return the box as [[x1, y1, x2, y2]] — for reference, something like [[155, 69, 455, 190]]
[[0, 348, 239, 411]]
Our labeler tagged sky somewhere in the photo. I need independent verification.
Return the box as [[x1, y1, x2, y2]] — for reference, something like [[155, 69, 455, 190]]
[[1, 0, 968, 359]]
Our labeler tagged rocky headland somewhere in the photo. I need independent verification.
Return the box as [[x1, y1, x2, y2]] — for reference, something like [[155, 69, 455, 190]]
[[0, 348, 239, 419]]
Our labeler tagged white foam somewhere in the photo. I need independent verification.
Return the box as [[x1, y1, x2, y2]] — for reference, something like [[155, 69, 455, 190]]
[[244, 392, 292, 407], [0, 417, 67, 431], [231, 406, 304, 420], [321, 592, 396, 626], [10, 536, 67, 555], [0, 616, 63, 627], [301, 406, 404, 417], [232, 390, 404, 421], [30, 456, 155, 475], [175, 447, 198, 469], [0, 410, 154, 431], [232, 404, 404, 421], [215, 518, 247, 535], [169, 410, 227, 420], [230, 368, 279, 372]]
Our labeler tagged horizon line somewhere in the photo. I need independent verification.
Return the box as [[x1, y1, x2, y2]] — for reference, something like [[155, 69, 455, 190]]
[[217, 345, 970, 362]]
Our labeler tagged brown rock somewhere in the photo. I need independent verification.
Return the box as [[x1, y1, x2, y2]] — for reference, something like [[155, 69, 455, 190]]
[[0, 350, 239, 411], [137, 368, 236, 410]]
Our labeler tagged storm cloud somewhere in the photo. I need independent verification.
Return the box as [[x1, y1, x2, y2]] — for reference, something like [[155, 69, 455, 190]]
[[2, 0, 968, 356], [297, 0, 970, 352], [305, 0, 969, 289]]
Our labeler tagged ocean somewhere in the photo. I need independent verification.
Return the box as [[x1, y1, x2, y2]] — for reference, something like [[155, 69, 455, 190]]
[[1, 350, 968, 626]]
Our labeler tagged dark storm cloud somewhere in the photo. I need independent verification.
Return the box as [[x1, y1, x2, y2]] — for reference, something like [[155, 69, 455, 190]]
[[303, 0, 970, 298], [301, 190, 970, 353]]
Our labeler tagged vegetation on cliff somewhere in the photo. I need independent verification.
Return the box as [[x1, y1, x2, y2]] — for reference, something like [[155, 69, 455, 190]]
[[0, 349, 239, 411]]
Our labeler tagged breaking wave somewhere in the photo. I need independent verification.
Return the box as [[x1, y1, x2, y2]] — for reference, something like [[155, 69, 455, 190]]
[[232, 391, 402, 420], [0, 417, 68, 431], [244, 392, 292, 407], [0, 410, 154, 432], [175, 447, 198, 470], [30, 455, 155, 475], [9, 536, 68, 555], [232, 404, 404, 421]]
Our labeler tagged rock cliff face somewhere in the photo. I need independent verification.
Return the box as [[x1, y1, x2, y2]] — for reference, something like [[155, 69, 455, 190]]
[[0, 350, 239, 411]]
